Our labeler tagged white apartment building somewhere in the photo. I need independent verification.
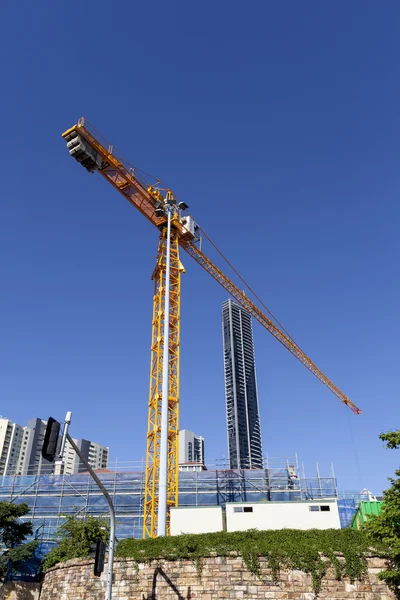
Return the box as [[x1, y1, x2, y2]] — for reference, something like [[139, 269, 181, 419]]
[[0, 418, 25, 475]]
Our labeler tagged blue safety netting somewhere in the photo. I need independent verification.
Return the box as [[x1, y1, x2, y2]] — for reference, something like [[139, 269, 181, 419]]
[[0, 469, 356, 544], [337, 498, 357, 528]]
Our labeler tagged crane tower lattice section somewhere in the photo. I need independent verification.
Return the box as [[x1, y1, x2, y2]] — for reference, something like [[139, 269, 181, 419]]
[[143, 227, 182, 537]]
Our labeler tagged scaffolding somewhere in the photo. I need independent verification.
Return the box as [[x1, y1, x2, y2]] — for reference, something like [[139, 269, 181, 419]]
[[0, 456, 359, 541]]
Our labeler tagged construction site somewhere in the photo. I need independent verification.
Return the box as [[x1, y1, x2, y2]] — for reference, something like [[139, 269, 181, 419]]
[[1, 4, 398, 599], [52, 118, 363, 538], [0, 116, 367, 555], [0, 455, 362, 548]]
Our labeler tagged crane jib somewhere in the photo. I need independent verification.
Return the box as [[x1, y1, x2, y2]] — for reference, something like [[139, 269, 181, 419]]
[[62, 118, 362, 417]]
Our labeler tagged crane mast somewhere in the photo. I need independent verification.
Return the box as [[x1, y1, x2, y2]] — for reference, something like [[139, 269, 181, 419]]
[[62, 118, 361, 538], [144, 226, 182, 538]]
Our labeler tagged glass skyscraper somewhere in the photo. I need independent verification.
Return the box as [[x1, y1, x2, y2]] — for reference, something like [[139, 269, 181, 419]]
[[222, 299, 263, 469]]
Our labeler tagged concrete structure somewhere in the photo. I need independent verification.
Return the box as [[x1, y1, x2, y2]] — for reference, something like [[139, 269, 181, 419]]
[[170, 500, 340, 535], [226, 499, 341, 531], [39, 555, 394, 600], [170, 506, 224, 535], [178, 429, 204, 470], [222, 299, 263, 469], [62, 438, 109, 474]]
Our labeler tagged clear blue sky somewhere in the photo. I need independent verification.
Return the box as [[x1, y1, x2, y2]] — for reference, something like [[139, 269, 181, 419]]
[[0, 1, 399, 494]]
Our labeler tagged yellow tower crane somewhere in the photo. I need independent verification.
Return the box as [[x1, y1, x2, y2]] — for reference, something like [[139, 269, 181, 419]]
[[62, 118, 361, 539]]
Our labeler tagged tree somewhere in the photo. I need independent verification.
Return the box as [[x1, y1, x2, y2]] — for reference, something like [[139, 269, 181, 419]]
[[42, 515, 109, 571], [367, 431, 400, 597], [0, 501, 38, 581]]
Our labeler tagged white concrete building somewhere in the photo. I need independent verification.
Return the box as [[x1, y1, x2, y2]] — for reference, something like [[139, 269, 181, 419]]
[[169, 500, 341, 536], [179, 430, 205, 470], [0, 418, 25, 475], [170, 506, 224, 536], [226, 500, 341, 531]]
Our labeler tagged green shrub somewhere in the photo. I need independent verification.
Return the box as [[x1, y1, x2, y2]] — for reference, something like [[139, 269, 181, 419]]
[[367, 431, 400, 598], [42, 516, 109, 571]]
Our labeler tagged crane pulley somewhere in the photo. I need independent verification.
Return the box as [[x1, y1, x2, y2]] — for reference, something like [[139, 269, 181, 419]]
[[62, 118, 361, 537]]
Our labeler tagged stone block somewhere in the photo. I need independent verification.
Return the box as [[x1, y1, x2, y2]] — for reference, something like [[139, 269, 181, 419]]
[[357, 583, 373, 592], [288, 570, 309, 584], [247, 585, 260, 594]]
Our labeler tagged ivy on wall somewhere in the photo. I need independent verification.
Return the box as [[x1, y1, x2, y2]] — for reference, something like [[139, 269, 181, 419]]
[[117, 528, 379, 595]]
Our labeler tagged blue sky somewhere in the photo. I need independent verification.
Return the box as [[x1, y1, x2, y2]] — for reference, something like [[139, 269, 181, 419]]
[[0, 1, 399, 493]]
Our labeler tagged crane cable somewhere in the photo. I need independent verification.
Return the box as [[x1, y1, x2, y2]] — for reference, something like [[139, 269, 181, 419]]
[[86, 112, 304, 354], [87, 123, 307, 357], [187, 215, 306, 354]]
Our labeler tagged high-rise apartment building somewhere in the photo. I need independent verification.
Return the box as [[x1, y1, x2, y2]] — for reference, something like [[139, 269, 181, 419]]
[[63, 438, 109, 474], [0, 418, 25, 475], [178, 430, 205, 471], [0, 416, 108, 475], [222, 299, 263, 469], [22, 418, 53, 475]]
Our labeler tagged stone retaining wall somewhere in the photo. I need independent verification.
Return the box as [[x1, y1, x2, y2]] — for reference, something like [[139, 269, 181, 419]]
[[40, 555, 394, 599], [0, 582, 41, 600]]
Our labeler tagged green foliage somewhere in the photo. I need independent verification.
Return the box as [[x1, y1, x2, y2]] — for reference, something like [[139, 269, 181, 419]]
[[379, 431, 400, 450], [0, 501, 37, 581], [367, 430, 400, 598], [0, 502, 33, 547], [0, 541, 39, 581], [117, 528, 371, 595], [42, 516, 109, 571]]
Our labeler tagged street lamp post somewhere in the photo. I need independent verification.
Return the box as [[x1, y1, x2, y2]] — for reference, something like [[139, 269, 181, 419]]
[[42, 412, 116, 600], [66, 434, 116, 600]]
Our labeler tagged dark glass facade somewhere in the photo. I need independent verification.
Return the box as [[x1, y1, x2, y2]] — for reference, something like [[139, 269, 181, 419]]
[[222, 300, 263, 469]]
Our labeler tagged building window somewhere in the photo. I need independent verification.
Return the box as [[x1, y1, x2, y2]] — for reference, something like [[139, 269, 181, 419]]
[[243, 507, 253, 513], [320, 505, 330, 512], [233, 506, 253, 513], [234, 507, 243, 513], [309, 506, 320, 512]]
